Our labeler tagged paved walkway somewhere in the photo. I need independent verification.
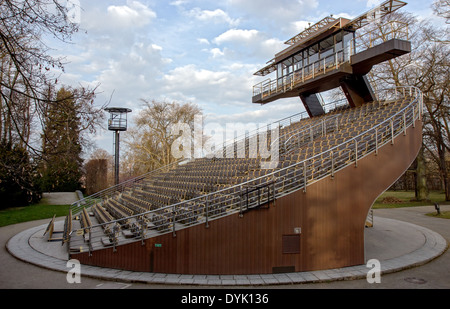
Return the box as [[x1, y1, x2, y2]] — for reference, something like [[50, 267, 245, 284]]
[[3, 206, 448, 287], [41, 192, 79, 205]]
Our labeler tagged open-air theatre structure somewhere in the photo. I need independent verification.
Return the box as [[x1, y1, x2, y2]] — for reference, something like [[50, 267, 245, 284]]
[[58, 0, 423, 275]]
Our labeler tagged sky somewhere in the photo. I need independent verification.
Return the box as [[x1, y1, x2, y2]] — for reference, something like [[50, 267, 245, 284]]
[[49, 0, 437, 156]]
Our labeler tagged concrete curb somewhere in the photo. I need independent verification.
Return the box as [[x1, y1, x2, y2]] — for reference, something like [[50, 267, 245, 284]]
[[6, 217, 448, 286]]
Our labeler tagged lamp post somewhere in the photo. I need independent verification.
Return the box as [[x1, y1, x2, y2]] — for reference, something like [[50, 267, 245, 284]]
[[104, 107, 132, 185]]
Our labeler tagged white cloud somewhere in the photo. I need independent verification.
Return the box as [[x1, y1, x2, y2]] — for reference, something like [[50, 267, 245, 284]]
[[107, 1, 156, 28], [162, 64, 229, 94], [205, 98, 303, 127], [170, 0, 190, 7], [366, 0, 382, 8], [160, 64, 256, 108], [151, 44, 163, 51], [187, 8, 240, 26], [58, 1, 168, 115], [212, 29, 284, 60], [334, 12, 355, 20], [82, 0, 156, 32], [227, 0, 319, 27], [198, 38, 210, 45], [209, 48, 225, 58], [213, 29, 259, 44], [65, 40, 170, 117], [288, 20, 313, 35]]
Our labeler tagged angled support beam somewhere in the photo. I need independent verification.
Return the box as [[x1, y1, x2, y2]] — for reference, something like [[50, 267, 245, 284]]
[[299, 93, 325, 118], [340, 75, 375, 108]]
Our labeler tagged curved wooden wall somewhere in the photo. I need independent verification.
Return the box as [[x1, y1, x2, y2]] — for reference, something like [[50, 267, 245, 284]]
[[73, 121, 422, 275]]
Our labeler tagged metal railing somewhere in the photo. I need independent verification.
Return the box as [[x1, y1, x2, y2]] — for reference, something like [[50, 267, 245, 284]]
[[252, 49, 347, 99], [252, 19, 409, 101], [283, 114, 341, 155], [68, 98, 350, 224], [216, 97, 345, 159], [352, 20, 409, 53], [66, 86, 422, 256], [69, 160, 184, 216], [68, 99, 349, 218], [65, 98, 348, 248]]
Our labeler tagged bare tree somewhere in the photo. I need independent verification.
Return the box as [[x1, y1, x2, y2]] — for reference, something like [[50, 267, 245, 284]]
[[419, 41, 450, 200], [433, 0, 450, 23], [0, 1, 105, 204], [84, 157, 108, 196], [361, 9, 450, 200], [87, 148, 114, 188], [123, 100, 202, 176], [0, 0, 100, 153]]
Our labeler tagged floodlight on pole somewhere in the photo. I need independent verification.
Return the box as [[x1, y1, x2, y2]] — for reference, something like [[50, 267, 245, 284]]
[[104, 107, 132, 185]]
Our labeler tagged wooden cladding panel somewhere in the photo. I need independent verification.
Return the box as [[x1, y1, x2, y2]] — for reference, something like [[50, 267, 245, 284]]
[[72, 123, 422, 275], [75, 240, 152, 272]]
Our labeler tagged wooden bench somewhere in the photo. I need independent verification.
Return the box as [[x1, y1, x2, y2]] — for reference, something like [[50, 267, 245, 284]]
[[80, 208, 92, 242], [43, 214, 64, 242]]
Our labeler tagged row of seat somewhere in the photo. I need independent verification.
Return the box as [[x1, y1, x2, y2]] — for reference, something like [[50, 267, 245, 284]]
[[80, 208, 92, 241], [63, 209, 72, 244], [116, 98, 404, 215], [68, 95, 414, 248]]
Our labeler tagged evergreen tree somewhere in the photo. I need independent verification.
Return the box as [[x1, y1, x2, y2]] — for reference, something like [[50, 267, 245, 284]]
[[39, 87, 83, 192], [0, 141, 41, 208]]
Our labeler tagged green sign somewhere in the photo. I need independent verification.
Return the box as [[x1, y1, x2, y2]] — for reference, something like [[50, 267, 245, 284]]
[[155, 243, 162, 247]]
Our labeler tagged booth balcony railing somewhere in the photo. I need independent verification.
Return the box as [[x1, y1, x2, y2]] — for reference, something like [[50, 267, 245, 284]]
[[252, 49, 348, 99], [66, 86, 422, 256], [352, 20, 409, 52], [252, 19, 410, 101]]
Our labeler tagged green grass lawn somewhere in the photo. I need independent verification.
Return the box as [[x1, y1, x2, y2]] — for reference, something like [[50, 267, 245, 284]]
[[373, 190, 450, 219], [0, 203, 70, 227], [373, 190, 447, 208], [426, 211, 450, 219]]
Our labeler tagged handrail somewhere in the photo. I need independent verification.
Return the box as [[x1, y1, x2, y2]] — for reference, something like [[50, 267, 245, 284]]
[[69, 96, 349, 217], [283, 114, 340, 154], [69, 158, 185, 215], [67, 86, 422, 254], [239, 180, 276, 214], [194, 96, 348, 161], [69, 108, 310, 216], [253, 19, 409, 101], [252, 48, 347, 98], [352, 20, 409, 52]]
